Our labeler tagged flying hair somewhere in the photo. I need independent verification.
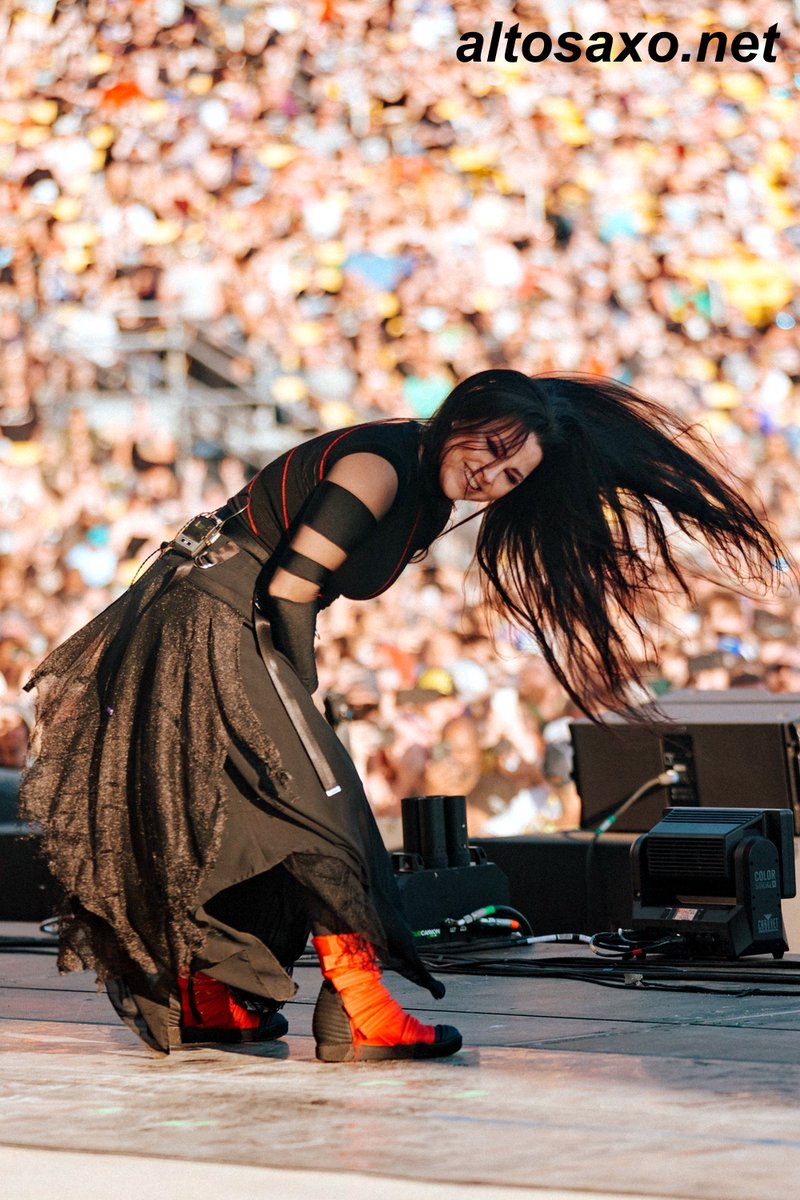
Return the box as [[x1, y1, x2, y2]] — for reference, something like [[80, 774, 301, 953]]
[[420, 370, 790, 719]]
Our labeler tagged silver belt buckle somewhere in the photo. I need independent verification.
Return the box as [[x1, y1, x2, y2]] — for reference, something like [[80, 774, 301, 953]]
[[196, 539, 240, 569]]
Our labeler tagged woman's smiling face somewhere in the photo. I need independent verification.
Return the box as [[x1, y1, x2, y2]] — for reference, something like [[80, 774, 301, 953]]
[[438, 422, 543, 502]]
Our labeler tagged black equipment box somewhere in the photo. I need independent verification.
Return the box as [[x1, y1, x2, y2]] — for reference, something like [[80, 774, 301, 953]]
[[394, 855, 510, 933], [394, 794, 512, 937]]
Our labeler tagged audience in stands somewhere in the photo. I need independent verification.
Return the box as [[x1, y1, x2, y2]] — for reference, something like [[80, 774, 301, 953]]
[[2, 1, 799, 835]]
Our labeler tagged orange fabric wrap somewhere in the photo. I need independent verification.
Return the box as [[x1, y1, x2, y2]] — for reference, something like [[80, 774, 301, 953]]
[[312, 934, 435, 1047]]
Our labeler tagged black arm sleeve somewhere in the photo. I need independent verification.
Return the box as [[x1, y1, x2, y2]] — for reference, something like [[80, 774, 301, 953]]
[[262, 471, 386, 693], [260, 594, 319, 694], [299, 480, 378, 551]]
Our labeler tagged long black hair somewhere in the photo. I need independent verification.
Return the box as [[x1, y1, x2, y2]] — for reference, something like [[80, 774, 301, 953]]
[[420, 369, 787, 717]]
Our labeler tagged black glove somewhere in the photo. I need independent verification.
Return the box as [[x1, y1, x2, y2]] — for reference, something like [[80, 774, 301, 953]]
[[260, 592, 319, 694]]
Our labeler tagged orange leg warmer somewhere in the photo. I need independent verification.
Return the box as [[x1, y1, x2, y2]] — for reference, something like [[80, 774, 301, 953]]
[[178, 971, 262, 1033], [312, 934, 435, 1047]]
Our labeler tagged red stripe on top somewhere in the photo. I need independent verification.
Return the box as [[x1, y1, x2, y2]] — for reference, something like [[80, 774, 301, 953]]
[[317, 422, 419, 596], [318, 428, 357, 481], [277, 419, 420, 598], [280, 445, 299, 530], [244, 468, 264, 535], [360, 508, 423, 600], [318, 419, 406, 481], [254, 420, 400, 535]]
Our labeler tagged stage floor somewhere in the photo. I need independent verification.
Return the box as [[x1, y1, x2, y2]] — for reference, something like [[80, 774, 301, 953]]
[[3, 923, 800, 1200]]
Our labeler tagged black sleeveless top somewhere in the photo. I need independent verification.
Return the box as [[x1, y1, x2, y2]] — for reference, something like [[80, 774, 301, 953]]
[[225, 420, 453, 606]]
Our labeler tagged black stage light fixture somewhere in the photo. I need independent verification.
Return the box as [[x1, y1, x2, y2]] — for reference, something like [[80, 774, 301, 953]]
[[392, 795, 511, 939], [631, 807, 796, 959]]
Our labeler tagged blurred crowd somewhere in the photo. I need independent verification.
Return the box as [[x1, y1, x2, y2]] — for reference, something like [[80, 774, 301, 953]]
[[2, 1, 800, 839]]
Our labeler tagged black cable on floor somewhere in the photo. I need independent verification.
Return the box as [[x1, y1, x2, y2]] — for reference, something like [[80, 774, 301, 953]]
[[415, 950, 800, 995]]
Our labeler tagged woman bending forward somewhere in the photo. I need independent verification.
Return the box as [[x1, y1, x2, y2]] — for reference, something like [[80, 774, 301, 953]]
[[20, 370, 783, 1060]]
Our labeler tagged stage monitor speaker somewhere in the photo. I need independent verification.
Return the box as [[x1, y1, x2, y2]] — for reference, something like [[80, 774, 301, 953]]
[[571, 692, 800, 834], [0, 767, 58, 921]]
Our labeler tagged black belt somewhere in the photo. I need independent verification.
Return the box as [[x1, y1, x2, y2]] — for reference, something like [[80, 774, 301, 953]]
[[175, 511, 342, 800], [252, 603, 341, 797]]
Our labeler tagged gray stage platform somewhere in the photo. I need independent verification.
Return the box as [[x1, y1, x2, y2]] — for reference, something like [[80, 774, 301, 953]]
[[3, 923, 800, 1199]]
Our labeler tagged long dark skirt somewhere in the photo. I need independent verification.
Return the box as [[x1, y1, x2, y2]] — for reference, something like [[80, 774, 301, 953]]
[[20, 548, 442, 1051]]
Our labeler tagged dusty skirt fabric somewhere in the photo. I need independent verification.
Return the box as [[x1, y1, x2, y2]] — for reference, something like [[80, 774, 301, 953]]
[[19, 554, 291, 981], [20, 550, 441, 1050]]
